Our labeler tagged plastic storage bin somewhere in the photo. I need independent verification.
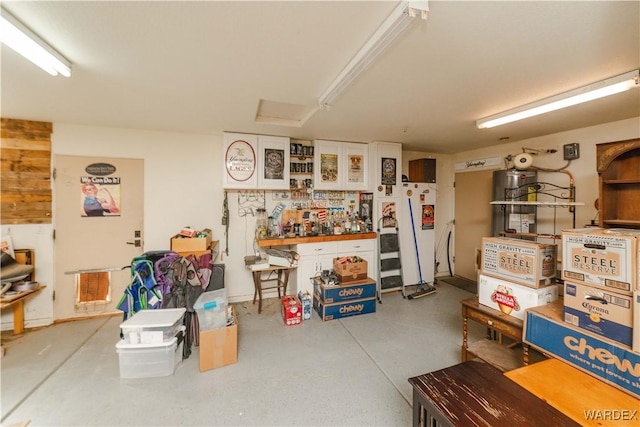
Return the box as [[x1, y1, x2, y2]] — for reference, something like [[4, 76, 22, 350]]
[[115, 336, 182, 378], [194, 289, 228, 331], [120, 308, 186, 344]]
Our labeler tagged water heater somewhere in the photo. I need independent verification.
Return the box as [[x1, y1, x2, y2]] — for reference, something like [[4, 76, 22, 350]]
[[491, 169, 538, 237]]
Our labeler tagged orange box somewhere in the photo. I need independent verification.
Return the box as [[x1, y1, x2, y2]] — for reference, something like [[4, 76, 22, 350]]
[[333, 258, 368, 283], [170, 228, 212, 253], [281, 295, 302, 326]]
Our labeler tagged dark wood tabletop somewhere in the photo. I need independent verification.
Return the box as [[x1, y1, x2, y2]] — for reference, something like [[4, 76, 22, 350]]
[[408, 359, 580, 426]]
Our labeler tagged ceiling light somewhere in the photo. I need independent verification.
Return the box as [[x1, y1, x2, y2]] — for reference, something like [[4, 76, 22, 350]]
[[319, 1, 428, 109], [476, 70, 640, 129], [1, 7, 71, 77]]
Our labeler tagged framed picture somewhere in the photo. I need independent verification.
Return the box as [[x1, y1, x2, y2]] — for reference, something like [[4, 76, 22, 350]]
[[381, 157, 396, 185], [223, 133, 258, 188], [258, 135, 290, 190]]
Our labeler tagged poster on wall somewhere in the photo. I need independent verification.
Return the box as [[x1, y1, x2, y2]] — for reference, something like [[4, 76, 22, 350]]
[[320, 153, 338, 183], [382, 201, 396, 228], [264, 148, 284, 180], [80, 176, 121, 217], [381, 157, 396, 185], [422, 205, 435, 230], [348, 154, 364, 183]]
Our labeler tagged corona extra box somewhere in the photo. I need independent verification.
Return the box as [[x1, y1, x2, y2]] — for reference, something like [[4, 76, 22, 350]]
[[313, 294, 376, 321], [313, 276, 376, 304], [481, 237, 557, 288], [562, 228, 637, 295], [563, 281, 633, 347], [478, 273, 558, 320], [333, 258, 368, 283], [523, 301, 640, 398]]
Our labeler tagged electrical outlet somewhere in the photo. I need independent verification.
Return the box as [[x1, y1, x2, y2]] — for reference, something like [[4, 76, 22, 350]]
[[563, 143, 580, 160]]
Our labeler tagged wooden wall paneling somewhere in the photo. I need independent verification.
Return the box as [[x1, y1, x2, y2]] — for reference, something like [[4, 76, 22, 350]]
[[0, 118, 53, 224]]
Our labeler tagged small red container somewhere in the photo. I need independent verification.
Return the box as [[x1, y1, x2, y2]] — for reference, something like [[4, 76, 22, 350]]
[[281, 295, 302, 326]]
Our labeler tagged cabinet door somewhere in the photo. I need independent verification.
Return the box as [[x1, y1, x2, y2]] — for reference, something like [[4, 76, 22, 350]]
[[371, 141, 402, 196], [313, 140, 342, 190], [258, 135, 290, 189], [223, 133, 258, 189], [343, 143, 368, 191]]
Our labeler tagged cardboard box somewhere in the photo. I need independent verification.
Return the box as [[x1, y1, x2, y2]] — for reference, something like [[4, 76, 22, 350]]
[[313, 293, 376, 321], [171, 228, 212, 253], [563, 281, 633, 347], [298, 291, 312, 321], [481, 237, 557, 288], [199, 306, 237, 372], [313, 276, 376, 304], [333, 258, 368, 282], [282, 295, 302, 326], [634, 290, 640, 354], [562, 228, 637, 295], [523, 301, 639, 398], [478, 273, 558, 320]]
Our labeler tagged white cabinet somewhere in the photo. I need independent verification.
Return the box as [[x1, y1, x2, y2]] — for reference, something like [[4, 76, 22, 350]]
[[257, 135, 290, 190], [293, 242, 337, 296], [223, 132, 258, 189], [292, 239, 376, 296], [369, 141, 402, 195], [313, 140, 369, 191], [343, 142, 368, 191], [337, 239, 375, 279], [222, 132, 290, 190]]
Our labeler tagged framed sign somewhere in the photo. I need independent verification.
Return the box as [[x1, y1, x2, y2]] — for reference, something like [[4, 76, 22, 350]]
[[223, 133, 258, 188], [381, 157, 396, 185], [258, 135, 290, 189]]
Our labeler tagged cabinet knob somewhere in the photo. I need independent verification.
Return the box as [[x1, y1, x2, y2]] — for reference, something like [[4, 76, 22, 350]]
[[487, 320, 493, 326]]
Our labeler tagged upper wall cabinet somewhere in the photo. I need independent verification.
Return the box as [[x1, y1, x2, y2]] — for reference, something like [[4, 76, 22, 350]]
[[223, 133, 290, 190], [343, 142, 368, 191], [223, 132, 258, 189], [257, 135, 290, 190], [313, 140, 368, 191]]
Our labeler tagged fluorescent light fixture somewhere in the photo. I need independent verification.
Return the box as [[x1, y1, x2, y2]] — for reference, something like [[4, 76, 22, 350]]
[[319, 1, 428, 109], [0, 7, 71, 77], [477, 70, 640, 129]]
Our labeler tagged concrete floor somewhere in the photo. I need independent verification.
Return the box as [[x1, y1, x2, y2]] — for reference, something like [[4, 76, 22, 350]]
[[1, 282, 482, 426]]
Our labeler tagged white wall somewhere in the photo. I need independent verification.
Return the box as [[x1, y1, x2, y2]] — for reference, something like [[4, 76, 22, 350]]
[[3, 117, 638, 330]]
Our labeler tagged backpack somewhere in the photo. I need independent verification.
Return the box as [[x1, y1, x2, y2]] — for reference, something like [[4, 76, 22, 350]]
[[117, 250, 180, 321]]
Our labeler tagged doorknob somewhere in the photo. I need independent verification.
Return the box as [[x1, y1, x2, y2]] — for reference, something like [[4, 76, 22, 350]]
[[126, 239, 141, 247]]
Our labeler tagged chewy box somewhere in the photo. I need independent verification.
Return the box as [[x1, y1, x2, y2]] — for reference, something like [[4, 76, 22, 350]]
[[333, 258, 368, 282], [562, 228, 637, 295], [481, 237, 556, 288], [119, 308, 186, 345], [170, 228, 212, 253], [313, 294, 376, 321], [523, 301, 640, 398], [199, 306, 238, 372], [313, 276, 376, 304], [563, 281, 633, 347], [116, 336, 182, 379], [478, 273, 558, 320]]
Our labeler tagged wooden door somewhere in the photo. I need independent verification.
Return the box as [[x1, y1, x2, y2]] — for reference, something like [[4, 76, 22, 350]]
[[454, 170, 493, 281]]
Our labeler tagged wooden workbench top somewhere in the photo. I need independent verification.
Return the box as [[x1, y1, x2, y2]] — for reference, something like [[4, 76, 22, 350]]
[[257, 232, 377, 247]]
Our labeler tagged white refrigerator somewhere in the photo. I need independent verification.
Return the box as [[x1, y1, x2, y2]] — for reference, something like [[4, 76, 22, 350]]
[[399, 182, 436, 287]]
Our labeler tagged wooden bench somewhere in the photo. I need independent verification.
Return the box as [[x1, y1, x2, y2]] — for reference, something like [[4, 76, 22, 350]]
[[1, 286, 45, 334]]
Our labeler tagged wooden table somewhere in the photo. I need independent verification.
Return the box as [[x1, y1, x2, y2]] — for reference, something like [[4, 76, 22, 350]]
[[506, 358, 640, 427], [408, 359, 579, 427], [0, 285, 45, 334], [461, 297, 532, 371], [245, 263, 295, 313]]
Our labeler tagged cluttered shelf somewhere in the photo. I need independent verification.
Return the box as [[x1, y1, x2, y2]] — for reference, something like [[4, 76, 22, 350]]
[[257, 232, 377, 247]]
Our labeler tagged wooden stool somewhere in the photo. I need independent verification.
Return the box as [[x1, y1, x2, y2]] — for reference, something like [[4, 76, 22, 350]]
[[249, 266, 295, 313]]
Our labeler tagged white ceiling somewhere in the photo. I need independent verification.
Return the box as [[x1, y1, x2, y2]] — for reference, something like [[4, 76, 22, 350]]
[[1, 1, 639, 153]]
